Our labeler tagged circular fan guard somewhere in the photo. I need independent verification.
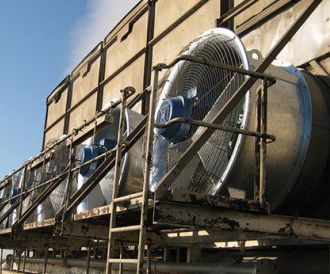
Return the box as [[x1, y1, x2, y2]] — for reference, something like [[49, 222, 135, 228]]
[[151, 28, 250, 194]]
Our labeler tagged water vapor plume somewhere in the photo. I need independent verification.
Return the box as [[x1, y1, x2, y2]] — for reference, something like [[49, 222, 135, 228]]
[[68, 0, 138, 71]]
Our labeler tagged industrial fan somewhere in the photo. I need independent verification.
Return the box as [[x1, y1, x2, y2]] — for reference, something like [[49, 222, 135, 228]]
[[151, 28, 330, 216], [76, 105, 145, 212], [150, 28, 250, 194]]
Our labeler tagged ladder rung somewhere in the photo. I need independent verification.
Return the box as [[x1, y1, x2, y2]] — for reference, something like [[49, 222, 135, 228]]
[[110, 225, 141, 233], [108, 258, 139, 264], [113, 192, 143, 203]]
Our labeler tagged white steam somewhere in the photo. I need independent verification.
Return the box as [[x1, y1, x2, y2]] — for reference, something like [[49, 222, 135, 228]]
[[68, 0, 138, 71]]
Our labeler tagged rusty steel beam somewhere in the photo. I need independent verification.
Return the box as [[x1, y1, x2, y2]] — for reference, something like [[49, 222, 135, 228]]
[[53, 221, 109, 240], [161, 190, 265, 213], [0, 231, 89, 250], [154, 0, 322, 197], [154, 201, 330, 241]]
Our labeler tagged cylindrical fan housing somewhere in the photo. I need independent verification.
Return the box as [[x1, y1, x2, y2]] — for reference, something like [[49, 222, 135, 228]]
[[152, 28, 330, 217], [77, 106, 145, 211], [220, 62, 330, 216]]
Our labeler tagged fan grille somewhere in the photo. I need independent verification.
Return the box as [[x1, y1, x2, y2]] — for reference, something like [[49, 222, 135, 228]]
[[151, 29, 250, 194]]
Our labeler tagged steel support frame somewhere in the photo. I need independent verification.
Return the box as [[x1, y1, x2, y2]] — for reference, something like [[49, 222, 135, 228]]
[[154, 201, 330, 242]]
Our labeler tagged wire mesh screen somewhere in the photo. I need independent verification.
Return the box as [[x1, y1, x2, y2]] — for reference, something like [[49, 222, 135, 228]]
[[151, 29, 249, 194], [0, 171, 23, 228], [22, 143, 70, 224]]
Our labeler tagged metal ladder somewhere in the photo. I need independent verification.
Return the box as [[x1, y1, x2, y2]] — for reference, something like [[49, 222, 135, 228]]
[[105, 82, 157, 274]]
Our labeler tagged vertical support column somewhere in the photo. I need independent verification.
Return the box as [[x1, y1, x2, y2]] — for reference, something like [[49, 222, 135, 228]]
[[259, 79, 268, 206], [93, 248, 97, 260], [220, 0, 234, 29], [254, 79, 267, 206], [106, 87, 131, 274], [254, 86, 261, 202], [142, 0, 156, 115], [137, 66, 160, 273], [163, 247, 169, 262], [0, 248, 3, 274], [146, 245, 151, 274], [86, 242, 91, 274], [187, 247, 201, 263], [22, 249, 27, 274], [63, 76, 73, 135], [10, 250, 15, 272], [96, 44, 106, 112], [175, 248, 180, 263], [119, 242, 123, 274], [43, 248, 49, 274], [16, 251, 21, 272]]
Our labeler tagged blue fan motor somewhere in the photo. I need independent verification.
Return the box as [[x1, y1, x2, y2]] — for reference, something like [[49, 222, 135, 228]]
[[155, 96, 193, 143], [78, 139, 116, 176]]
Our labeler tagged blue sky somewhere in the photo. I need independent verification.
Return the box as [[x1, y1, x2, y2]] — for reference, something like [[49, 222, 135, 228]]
[[0, 0, 136, 178]]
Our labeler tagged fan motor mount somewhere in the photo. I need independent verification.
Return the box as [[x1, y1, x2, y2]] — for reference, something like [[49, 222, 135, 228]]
[[155, 95, 193, 143]]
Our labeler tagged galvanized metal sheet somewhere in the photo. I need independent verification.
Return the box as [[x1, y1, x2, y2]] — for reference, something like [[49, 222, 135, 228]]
[[237, 0, 330, 65]]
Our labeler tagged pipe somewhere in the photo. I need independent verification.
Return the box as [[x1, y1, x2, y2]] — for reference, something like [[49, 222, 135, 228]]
[[20, 257, 276, 274], [154, 117, 276, 142]]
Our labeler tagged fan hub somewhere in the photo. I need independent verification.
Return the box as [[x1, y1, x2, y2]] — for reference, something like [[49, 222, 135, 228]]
[[155, 96, 193, 143]]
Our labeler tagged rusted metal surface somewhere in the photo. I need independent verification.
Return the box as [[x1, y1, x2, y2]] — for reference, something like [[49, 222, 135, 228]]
[[161, 190, 266, 213], [54, 221, 109, 240], [23, 219, 55, 230], [73, 205, 111, 221], [154, 201, 330, 241]]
